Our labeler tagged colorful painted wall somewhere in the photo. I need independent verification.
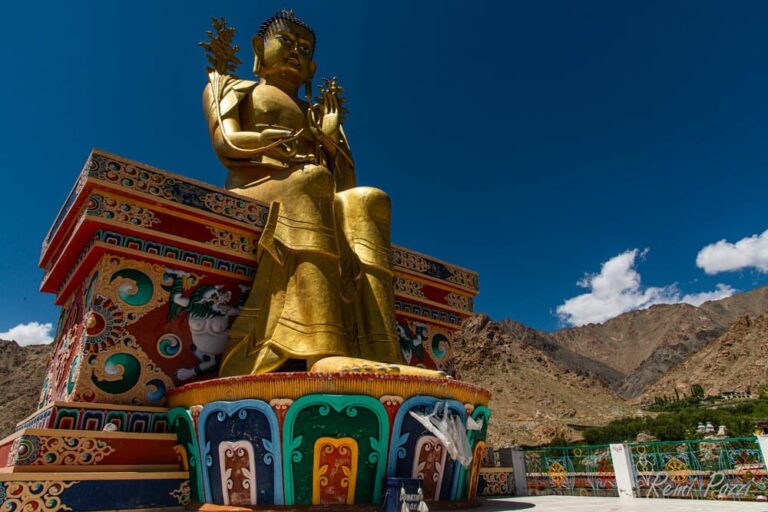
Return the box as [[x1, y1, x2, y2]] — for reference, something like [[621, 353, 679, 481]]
[[36, 150, 480, 410]]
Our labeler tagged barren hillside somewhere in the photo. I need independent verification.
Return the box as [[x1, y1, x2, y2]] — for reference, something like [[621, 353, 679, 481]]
[[0, 340, 51, 438], [552, 286, 768, 397], [642, 312, 768, 400], [454, 287, 768, 446], [453, 314, 634, 447]]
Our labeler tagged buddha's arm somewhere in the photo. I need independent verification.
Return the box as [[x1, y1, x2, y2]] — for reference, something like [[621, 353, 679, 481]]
[[308, 87, 356, 190], [203, 83, 299, 160], [220, 117, 298, 155], [309, 118, 355, 190], [331, 137, 356, 191]]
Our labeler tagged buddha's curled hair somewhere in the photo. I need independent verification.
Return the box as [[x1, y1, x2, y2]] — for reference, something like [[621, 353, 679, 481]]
[[257, 9, 316, 45]]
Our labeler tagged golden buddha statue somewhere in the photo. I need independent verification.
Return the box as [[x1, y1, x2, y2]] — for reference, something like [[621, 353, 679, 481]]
[[202, 11, 405, 375]]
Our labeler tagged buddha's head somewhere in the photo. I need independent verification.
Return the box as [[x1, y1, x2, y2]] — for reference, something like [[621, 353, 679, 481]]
[[253, 10, 316, 88]]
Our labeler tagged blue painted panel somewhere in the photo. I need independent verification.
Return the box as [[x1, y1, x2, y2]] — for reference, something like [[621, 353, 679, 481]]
[[387, 396, 467, 500], [37, 478, 188, 512], [128, 411, 151, 432], [198, 399, 283, 505], [80, 409, 105, 430]]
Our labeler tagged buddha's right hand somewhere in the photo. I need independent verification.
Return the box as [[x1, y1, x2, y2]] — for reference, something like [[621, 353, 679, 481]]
[[259, 128, 304, 159], [260, 128, 295, 143]]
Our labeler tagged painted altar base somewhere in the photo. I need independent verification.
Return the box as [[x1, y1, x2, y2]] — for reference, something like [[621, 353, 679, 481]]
[[168, 372, 490, 506]]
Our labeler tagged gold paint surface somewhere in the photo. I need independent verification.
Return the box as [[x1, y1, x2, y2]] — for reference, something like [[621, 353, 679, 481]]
[[202, 13, 404, 375], [310, 356, 450, 379]]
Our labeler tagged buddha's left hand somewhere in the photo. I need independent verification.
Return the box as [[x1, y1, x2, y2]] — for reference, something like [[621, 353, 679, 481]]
[[311, 77, 346, 152]]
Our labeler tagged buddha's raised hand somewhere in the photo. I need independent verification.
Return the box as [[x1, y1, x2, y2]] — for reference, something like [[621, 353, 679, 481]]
[[311, 77, 348, 150]]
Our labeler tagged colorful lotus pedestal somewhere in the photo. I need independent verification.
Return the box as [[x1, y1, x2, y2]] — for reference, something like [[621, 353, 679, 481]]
[[0, 151, 487, 510], [167, 373, 491, 507]]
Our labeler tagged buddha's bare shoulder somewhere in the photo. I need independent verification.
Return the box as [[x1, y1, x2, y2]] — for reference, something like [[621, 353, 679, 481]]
[[203, 75, 257, 93], [204, 76, 259, 117]]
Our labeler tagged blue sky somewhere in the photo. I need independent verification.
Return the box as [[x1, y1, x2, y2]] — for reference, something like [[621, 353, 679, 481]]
[[2, 1, 768, 343]]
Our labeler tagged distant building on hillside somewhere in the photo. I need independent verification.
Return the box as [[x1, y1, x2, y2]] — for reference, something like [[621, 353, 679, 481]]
[[721, 390, 752, 400]]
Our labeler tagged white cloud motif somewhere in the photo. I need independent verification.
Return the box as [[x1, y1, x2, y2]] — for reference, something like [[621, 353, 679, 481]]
[[0, 322, 54, 346], [556, 249, 736, 326], [696, 229, 768, 274]]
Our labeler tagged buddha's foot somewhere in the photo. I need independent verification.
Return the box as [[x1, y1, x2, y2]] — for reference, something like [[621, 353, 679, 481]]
[[309, 356, 450, 379]]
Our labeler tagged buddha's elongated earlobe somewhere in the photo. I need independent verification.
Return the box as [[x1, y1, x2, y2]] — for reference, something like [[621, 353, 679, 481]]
[[305, 60, 317, 103], [252, 35, 264, 76]]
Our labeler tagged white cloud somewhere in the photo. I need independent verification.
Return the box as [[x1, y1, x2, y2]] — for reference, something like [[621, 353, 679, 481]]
[[0, 322, 54, 346], [696, 229, 768, 274], [556, 249, 737, 326], [680, 283, 737, 306]]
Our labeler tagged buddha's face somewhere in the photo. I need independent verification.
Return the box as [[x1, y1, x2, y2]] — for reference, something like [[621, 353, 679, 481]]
[[258, 21, 315, 85]]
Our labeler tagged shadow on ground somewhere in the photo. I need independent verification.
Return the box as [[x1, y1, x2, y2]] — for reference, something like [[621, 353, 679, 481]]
[[478, 499, 535, 510]]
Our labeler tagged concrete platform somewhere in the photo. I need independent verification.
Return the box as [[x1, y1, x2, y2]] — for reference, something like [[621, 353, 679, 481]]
[[478, 496, 768, 511]]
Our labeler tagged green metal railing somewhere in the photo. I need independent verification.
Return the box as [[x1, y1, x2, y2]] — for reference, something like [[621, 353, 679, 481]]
[[518, 437, 768, 500], [524, 444, 618, 497], [629, 437, 767, 500]]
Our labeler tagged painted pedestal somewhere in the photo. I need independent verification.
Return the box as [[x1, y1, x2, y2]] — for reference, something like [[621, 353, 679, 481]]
[[167, 373, 491, 507], [0, 150, 486, 510]]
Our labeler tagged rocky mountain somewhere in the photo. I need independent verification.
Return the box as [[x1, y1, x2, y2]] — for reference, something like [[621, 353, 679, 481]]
[[642, 311, 768, 400], [551, 286, 768, 397], [0, 340, 51, 438], [454, 286, 768, 446], [453, 314, 633, 447], [497, 319, 626, 389]]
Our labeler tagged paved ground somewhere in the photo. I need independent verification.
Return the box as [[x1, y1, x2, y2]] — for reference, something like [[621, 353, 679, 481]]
[[479, 496, 768, 511]]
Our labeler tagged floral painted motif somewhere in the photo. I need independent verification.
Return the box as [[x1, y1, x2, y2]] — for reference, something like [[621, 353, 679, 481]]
[[269, 399, 293, 431], [189, 405, 203, 430], [379, 395, 403, 428], [413, 436, 446, 500], [467, 441, 486, 499], [38, 436, 116, 466], [97, 257, 176, 324], [85, 152, 269, 227], [444, 292, 472, 312], [84, 295, 125, 352], [478, 470, 513, 497], [10, 435, 115, 466], [86, 193, 160, 229], [312, 437, 358, 505], [219, 441, 257, 506], [394, 277, 426, 299], [206, 226, 257, 256], [80, 333, 173, 405], [9, 436, 41, 466], [169, 480, 192, 506], [391, 247, 478, 291], [1, 481, 76, 511]]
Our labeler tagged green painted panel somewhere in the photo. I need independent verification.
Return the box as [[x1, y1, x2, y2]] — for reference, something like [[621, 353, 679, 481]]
[[283, 394, 388, 505]]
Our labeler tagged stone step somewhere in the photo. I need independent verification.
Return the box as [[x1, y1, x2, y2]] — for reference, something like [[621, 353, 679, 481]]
[[0, 428, 181, 471], [0, 470, 190, 511]]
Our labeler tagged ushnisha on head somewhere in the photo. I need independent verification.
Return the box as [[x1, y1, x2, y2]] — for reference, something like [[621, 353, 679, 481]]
[[252, 10, 317, 90]]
